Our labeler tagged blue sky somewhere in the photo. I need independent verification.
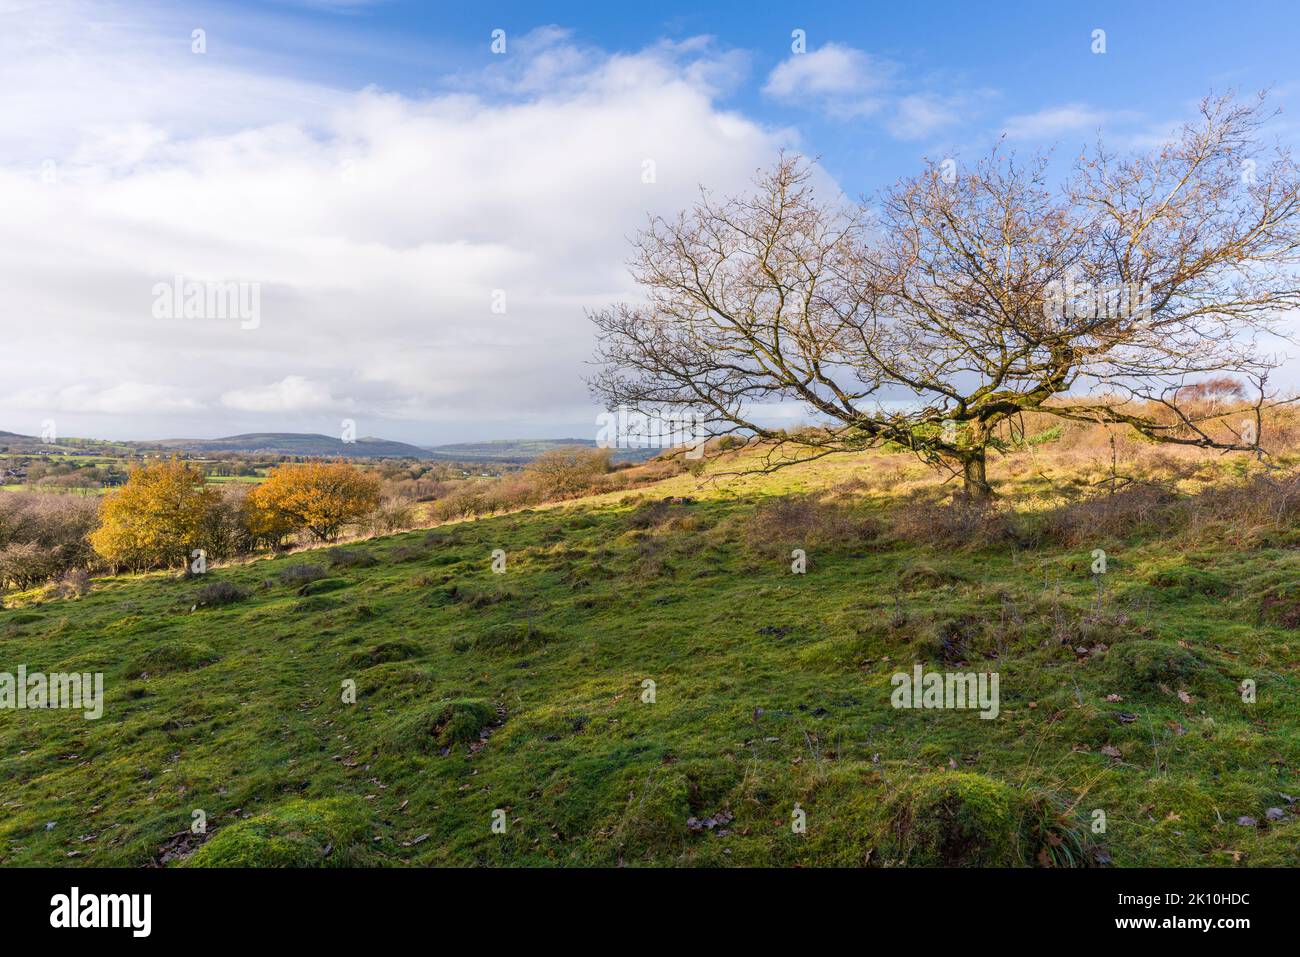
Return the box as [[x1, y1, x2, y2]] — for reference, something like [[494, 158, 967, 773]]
[[200, 0, 1300, 191], [1, 0, 1298, 444]]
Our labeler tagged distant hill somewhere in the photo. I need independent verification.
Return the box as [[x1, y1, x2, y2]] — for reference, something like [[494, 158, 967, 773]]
[[1, 429, 664, 463], [144, 433, 431, 458], [422, 438, 659, 464]]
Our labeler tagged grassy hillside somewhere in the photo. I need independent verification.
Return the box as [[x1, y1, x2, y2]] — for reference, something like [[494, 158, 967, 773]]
[[2, 444, 1298, 867]]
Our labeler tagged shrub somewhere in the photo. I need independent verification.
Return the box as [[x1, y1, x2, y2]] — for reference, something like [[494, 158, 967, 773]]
[[193, 580, 249, 607], [889, 494, 1019, 550], [0, 491, 99, 587], [1038, 484, 1181, 547], [368, 495, 415, 535], [277, 563, 328, 587], [0, 541, 60, 590], [741, 495, 880, 558], [327, 548, 378, 569], [525, 447, 613, 497], [55, 568, 92, 599]]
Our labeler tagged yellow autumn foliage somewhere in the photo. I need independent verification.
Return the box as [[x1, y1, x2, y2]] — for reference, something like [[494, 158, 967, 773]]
[[90, 459, 219, 571], [246, 461, 380, 542]]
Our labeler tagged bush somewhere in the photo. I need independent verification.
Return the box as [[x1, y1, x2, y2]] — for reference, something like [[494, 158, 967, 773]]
[[741, 496, 880, 558], [277, 563, 328, 587], [1038, 484, 1180, 547], [55, 568, 92, 599], [0, 541, 60, 590], [368, 495, 415, 535], [327, 548, 378, 569], [193, 580, 249, 607], [889, 494, 1019, 550], [0, 491, 99, 588], [524, 447, 612, 497]]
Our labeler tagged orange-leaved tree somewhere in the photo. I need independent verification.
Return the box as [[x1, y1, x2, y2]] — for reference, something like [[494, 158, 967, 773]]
[[246, 461, 381, 542], [90, 459, 219, 572]]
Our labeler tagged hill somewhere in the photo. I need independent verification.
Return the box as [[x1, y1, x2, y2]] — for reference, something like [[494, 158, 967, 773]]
[[422, 438, 658, 464], [1, 443, 1298, 867], [144, 433, 430, 458]]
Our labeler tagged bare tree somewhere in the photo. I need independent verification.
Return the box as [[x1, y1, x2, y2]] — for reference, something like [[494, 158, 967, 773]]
[[590, 93, 1300, 497]]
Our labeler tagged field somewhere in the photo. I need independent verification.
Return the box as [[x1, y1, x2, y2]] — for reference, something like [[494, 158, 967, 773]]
[[2, 443, 1298, 867]]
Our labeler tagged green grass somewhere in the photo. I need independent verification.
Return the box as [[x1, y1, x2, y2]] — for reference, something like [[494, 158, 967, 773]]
[[1, 449, 1298, 867]]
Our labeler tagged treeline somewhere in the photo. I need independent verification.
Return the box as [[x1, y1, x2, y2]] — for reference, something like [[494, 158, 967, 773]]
[[0, 446, 693, 593], [0, 460, 381, 587]]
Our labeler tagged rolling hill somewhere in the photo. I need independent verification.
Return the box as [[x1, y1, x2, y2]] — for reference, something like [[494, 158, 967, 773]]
[[144, 433, 431, 458], [1, 443, 1298, 867]]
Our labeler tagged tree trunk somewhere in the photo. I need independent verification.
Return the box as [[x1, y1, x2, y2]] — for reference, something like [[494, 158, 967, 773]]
[[960, 448, 992, 500]]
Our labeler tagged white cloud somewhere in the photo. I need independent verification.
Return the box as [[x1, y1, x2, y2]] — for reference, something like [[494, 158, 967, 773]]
[[887, 94, 963, 140], [1000, 104, 1137, 140], [763, 45, 986, 138], [0, 4, 794, 443], [221, 376, 354, 413], [763, 44, 895, 117]]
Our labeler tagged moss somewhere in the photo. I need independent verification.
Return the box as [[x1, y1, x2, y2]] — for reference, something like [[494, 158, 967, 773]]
[[182, 798, 376, 867], [125, 641, 219, 678], [292, 595, 344, 614], [1148, 565, 1232, 599], [345, 639, 422, 667], [1104, 639, 1204, 689], [474, 622, 552, 654], [381, 698, 497, 753], [890, 772, 1019, 867], [297, 577, 352, 596], [1, 443, 1298, 868]]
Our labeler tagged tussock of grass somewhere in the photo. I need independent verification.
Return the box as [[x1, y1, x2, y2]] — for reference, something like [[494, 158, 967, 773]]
[[381, 698, 497, 753], [183, 798, 376, 867], [345, 639, 422, 668], [126, 641, 220, 678]]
